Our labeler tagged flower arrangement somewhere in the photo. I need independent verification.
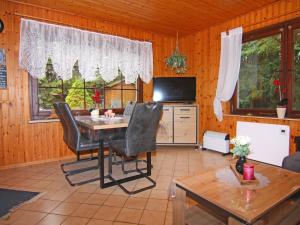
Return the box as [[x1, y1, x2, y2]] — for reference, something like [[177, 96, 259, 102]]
[[273, 79, 287, 106], [92, 89, 101, 109], [230, 136, 251, 157]]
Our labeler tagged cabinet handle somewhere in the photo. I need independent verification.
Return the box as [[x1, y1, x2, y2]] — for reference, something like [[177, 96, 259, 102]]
[[180, 116, 190, 119], [180, 109, 190, 111], [164, 109, 169, 111]]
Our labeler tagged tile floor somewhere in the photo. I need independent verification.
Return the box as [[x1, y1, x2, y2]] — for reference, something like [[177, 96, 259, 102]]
[[0, 147, 230, 225]]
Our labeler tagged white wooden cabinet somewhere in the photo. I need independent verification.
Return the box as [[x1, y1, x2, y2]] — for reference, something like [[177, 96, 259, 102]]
[[157, 104, 198, 146]]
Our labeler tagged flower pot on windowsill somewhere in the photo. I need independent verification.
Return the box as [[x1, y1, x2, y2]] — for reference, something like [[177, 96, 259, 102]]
[[276, 106, 286, 119]]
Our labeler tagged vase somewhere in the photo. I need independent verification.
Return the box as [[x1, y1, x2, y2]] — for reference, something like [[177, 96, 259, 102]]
[[91, 108, 99, 118], [236, 156, 246, 174], [276, 106, 286, 119]]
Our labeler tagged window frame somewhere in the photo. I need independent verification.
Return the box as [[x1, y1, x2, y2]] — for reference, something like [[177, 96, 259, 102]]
[[29, 75, 143, 120], [231, 17, 300, 118]]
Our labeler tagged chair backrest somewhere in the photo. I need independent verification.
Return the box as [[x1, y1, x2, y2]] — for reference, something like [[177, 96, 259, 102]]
[[125, 102, 163, 156], [123, 101, 136, 117], [53, 102, 68, 144], [282, 152, 300, 173], [58, 102, 81, 151]]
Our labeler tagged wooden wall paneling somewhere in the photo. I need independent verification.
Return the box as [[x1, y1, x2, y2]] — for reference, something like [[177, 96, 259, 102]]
[[192, 0, 300, 153]]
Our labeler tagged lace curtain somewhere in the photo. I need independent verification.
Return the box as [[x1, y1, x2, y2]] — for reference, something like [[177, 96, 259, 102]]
[[213, 27, 243, 121], [19, 19, 153, 83]]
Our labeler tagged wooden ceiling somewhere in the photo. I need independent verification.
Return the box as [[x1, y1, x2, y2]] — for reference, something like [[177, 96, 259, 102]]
[[12, 0, 279, 35]]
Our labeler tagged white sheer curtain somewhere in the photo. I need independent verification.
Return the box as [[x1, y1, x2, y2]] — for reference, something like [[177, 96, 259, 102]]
[[19, 19, 153, 83], [213, 27, 243, 121]]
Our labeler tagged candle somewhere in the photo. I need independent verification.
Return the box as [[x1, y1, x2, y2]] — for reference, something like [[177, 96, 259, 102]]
[[243, 163, 254, 180]]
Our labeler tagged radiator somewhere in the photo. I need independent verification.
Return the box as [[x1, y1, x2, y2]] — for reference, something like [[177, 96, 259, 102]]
[[236, 121, 290, 166], [203, 131, 230, 154]]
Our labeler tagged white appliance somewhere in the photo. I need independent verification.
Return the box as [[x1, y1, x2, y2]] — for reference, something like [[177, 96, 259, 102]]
[[236, 121, 290, 166], [203, 131, 230, 154]]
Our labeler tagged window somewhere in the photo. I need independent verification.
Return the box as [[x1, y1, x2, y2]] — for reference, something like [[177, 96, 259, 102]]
[[30, 59, 142, 120], [232, 18, 300, 118]]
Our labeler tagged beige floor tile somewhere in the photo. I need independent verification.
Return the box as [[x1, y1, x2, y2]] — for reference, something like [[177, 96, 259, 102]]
[[103, 195, 128, 207], [71, 204, 99, 218], [87, 219, 113, 225], [113, 222, 137, 225], [115, 208, 142, 224], [84, 193, 108, 205], [21, 199, 61, 213], [164, 212, 172, 225], [42, 189, 74, 201], [36, 214, 66, 225], [65, 192, 91, 203], [10, 210, 46, 225], [77, 184, 98, 193], [51, 202, 80, 215], [95, 186, 116, 195], [139, 210, 165, 225], [0, 210, 24, 225], [124, 197, 147, 209], [150, 189, 169, 200], [61, 216, 89, 225], [92, 206, 121, 221], [130, 189, 151, 198], [145, 199, 168, 211], [167, 200, 173, 213]]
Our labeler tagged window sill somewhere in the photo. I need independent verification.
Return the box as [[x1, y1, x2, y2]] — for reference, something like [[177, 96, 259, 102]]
[[29, 119, 60, 124], [224, 114, 300, 121]]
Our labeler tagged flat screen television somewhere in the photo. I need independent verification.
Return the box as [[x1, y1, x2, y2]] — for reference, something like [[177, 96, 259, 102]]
[[153, 77, 196, 103]]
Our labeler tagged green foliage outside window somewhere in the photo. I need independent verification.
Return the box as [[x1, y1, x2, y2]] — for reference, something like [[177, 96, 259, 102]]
[[238, 34, 281, 109]]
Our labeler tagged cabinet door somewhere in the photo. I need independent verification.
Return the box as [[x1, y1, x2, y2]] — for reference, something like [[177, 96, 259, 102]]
[[156, 106, 173, 143], [174, 106, 197, 143]]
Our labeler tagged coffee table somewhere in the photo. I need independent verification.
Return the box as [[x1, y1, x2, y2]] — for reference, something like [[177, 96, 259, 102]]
[[173, 162, 300, 225]]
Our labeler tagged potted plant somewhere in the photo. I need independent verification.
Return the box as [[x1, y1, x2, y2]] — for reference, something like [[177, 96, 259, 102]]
[[273, 79, 287, 119], [165, 32, 187, 74], [231, 136, 251, 174]]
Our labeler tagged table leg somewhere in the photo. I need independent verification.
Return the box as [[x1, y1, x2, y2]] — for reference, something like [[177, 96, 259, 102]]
[[173, 185, 186, 225], [99, 139, 105, 188]]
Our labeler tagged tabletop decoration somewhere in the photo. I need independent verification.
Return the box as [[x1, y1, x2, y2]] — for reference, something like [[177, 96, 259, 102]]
[[104, 109, 115, 118], [230, 136, 251, 174]]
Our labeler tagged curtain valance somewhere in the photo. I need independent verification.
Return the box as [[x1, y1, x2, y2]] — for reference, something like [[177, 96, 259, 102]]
[[19, 19, 153, 83]]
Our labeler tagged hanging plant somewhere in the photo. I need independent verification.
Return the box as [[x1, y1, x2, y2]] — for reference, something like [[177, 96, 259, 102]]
[[166, 32, 187, 74]]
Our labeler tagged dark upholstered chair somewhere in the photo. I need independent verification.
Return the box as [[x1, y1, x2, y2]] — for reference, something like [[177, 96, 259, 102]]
[[53, 102, 100, 186], [123, 101, 136, 117], [282, 152, 300, 173], [108, 102, 163, 194]]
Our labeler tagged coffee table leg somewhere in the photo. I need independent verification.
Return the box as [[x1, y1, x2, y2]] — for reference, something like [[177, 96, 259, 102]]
[[228, 217, 244, 225], [173, 185, 186, 225]]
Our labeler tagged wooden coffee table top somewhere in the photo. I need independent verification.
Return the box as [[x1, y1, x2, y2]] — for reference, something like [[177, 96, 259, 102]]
[[174, 162, 300, 224]]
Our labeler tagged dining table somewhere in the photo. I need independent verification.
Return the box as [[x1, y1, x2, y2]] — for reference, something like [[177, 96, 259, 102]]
[[75, 115, 129, 188]]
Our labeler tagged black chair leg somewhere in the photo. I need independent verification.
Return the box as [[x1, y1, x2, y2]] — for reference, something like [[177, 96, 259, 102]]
[[61, 151, 100, 186], [108, 152, 156, 195]]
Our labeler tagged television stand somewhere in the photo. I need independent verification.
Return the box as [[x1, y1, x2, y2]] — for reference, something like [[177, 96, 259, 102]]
[[156, 104, 198, 147]]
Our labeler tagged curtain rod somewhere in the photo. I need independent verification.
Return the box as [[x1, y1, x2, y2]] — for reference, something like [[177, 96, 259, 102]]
[[11, 12, 151, 42]]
